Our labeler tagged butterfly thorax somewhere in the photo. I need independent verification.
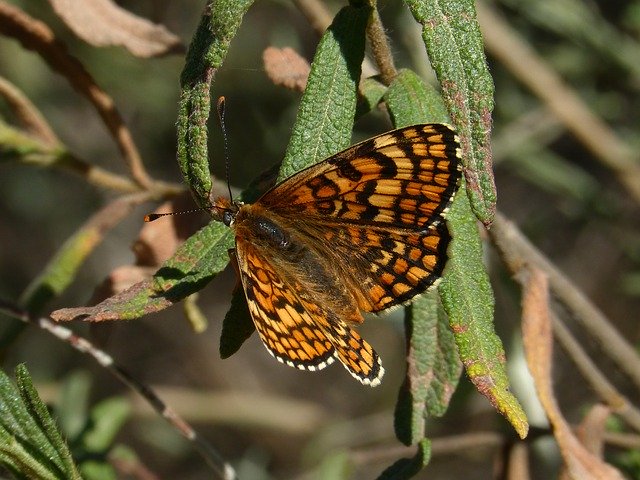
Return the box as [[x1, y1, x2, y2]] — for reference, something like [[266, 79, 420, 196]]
[[233, 203, 364, 325]]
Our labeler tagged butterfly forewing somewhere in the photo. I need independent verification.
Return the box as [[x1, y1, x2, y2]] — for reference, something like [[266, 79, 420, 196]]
[[258, 124, 461, 231]]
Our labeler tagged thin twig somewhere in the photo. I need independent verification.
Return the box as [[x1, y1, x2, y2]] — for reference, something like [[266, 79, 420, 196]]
[[489, 212, 640, 393], [349, 431, 505, 466], [292, 0, 333, 34], [551, 312, 640, 432], [0, 1, 153, 189], [477, 1, 640, 204], [0, 301, 236, 480], [31, 151, 182, 195], [366, 8, 398, 85], [603, 431, 640, 450], [0, 75, 58, 145]]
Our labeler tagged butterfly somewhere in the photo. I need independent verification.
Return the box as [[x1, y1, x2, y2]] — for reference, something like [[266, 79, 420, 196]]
[[214, 124, 462, 386]]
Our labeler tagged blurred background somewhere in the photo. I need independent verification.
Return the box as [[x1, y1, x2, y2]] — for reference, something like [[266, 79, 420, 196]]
[[0, 0, 639, 478]]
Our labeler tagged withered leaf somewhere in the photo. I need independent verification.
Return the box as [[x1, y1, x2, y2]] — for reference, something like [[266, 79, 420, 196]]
[[49, 0, 184, 57], [263, 46, 310, 92]]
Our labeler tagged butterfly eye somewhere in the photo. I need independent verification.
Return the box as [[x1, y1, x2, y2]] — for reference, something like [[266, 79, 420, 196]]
[[222, 210, 235, 226]]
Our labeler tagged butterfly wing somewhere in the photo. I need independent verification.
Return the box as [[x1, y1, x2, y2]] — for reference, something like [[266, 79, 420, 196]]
[[259, 124, 461, 232], [235, 235, 384, 386], [256, 124, 461, 312]]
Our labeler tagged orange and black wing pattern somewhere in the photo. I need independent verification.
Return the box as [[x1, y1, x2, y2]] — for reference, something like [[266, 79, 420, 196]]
[[234, 235, 384, 386], [257, 124, 462, 311], [259, 124, 461, 232], [225, 124, 460, 386]]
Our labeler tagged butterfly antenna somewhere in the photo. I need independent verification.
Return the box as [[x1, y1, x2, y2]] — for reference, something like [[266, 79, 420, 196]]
[[217, 96, 234, 203], [145, 97, 233, 223], [144, 208, 206, 223]]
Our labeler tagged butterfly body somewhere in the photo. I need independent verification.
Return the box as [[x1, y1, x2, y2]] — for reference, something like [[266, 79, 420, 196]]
[[216, 124, 462, 386]]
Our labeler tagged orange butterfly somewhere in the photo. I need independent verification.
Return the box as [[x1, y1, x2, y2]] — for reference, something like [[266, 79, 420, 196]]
[[214, 124, 462, 386]]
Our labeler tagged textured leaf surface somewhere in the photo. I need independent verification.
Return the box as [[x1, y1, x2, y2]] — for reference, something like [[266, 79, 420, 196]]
[[0, 365, 81, 480], [279, 4, 370, 180], [386, 70, 462, 447], [177, 0, 254, 207], [52, 221, 233, 322], [439, 189, 528, 439]]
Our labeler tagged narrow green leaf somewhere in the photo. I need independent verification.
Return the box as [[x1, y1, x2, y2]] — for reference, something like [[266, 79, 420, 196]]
[[81, 397, 130, 452], [405, 0, 497, 225], [384, 69, 450, 126], [15, 365, 80, 478], [20, 195, 144, 314], [177, 0, 255, 207], [279, 4, 371, 180], [152, 221, 233, 293], [0, 365, 81, 480], [394, 293, 461, 445], [377, 438, 431, 480], [219, 288, 255, 359], [439, 190, 529, 439], [51, 221, 234, 322]]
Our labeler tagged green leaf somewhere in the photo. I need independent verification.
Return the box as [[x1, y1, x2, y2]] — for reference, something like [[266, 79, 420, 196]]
[[0, 364, 81, 480], [219, 288, 255, 359], [377, 438, 431, 480], [51, 221, 234, 322], [384, 69, 450, 126], [177, 0, 255, 207], [405, 0, 497, 225], [279, 4, 371, 180], [394, 293, 461, 446], [439, 189, 529, 439], [81, 397, 130, 453]]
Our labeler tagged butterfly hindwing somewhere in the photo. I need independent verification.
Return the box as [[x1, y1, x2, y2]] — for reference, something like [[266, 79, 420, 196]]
[[235, 236, 384, 385]]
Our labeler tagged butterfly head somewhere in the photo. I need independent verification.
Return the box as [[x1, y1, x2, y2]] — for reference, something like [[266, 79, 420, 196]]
[[212, 196, 243, 227]]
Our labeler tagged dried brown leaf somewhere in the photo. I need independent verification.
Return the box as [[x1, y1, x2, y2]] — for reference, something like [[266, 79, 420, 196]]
[[0, 1, 152, 187], [522, 269, 624, 480], [263, 46, 310, 92], [133, 195, 202, 267], [49, 0, 184, 57], [505, 443, 531, 480]]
